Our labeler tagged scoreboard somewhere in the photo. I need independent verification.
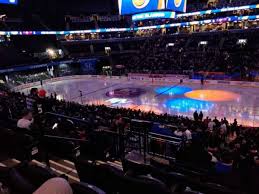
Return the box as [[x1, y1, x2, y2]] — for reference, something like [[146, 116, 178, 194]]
[[118, 0, 186, 15], [119, 0, 165, 15], [0, 0, 17, 5], [166, 0, 186, 12]]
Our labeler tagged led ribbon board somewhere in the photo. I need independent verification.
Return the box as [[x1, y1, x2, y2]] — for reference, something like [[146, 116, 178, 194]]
[[134, 15, 259, 30], [132, 11, 176, 21], [118, 0, 165, 15], [177, 4, 259, 17], [0, 14, 259, 35], [0, 0, 17, 4]]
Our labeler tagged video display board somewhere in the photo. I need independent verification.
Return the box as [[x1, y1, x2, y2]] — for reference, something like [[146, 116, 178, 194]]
[[119, 0, 186, 15], [0, 0, 17, 5], [118, 0, 165, 15], [166, 0, 186, 12]]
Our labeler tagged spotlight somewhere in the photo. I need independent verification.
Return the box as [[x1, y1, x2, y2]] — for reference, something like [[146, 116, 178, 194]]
[[237, 39, 247, 45], [46, 48, 55, 57], [199, 41, 208, 46], [166, 43, 175, 47]]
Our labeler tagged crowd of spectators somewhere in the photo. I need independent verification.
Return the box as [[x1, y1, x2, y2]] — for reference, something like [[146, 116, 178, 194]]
[[187, 0, 259, 12], [110, 29, 259, 80], [1, 1, 259, 194], [0, 88, 258, 186], [5, 29, 258, 85], [0, 65, 258, 192]]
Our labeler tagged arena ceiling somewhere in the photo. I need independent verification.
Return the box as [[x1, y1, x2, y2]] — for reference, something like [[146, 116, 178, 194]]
[[1, 0, 118, 14]]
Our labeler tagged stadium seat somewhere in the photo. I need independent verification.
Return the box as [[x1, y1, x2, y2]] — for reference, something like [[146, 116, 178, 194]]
[[6, 168, 37, 194], [75, 159, 124, 193], [15, 162, 57, 188], [1, 162, 57, 193], [119, 174, 171, 194], [0, 128, 39, 161], [75, 158, 172, 194], [43, 136, 80, 160], [122, 157, 152, 176], [74, 159, 96, 184], [71, 182, 106, 194], [0, 165, 9, 183]]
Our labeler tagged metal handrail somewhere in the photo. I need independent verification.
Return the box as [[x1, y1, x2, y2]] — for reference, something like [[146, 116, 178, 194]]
[[45, 112, 90, 124], [44, 134, 89, 143]]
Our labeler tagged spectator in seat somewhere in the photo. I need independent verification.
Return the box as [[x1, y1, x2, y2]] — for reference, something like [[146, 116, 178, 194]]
[[33, 177, 73, 194], [203, 116, 210, 128], [220, 120, 227, 135], [26, 88, 39, 113], [111, 114, 124, 132], [207, 131, 220, 153], [17, 110, 34, 130], [227, 129, 237, 143], [184, 128, 192, 141], [215, 151, 233, 174], [177, 140, 212, 168], [208, 119, 215, 132], [174, 127, 184, 137]]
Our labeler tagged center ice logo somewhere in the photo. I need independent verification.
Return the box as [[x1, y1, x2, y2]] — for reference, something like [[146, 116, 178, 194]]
[[106, 88, 146, 98], [132, 0, 150, 9]]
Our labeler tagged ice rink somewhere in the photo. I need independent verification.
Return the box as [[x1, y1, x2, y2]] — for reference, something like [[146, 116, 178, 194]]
[[19, 77, 259, 127]]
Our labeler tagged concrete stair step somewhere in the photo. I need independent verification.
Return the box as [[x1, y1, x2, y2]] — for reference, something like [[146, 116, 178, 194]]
[[31, 160, 80, 183], [1, 158, 20, 168], [49, 160, 79, 180]]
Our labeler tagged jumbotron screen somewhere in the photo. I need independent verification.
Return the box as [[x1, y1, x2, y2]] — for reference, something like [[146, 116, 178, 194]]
[[118, 0, 186, 15], [0, 0, 17, 5]]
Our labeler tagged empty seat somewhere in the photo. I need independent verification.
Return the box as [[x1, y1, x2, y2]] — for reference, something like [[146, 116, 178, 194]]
[[0, 128, 38, 161], [43, 136, 80, 160], [75, 159, 125, 193], [15, 162, 57, 188], [75, 159, 171, 194]]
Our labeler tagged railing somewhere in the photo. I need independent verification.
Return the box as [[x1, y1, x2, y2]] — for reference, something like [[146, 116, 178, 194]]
[[43, 134, 86, 167], [125, 119, 184, 162], [148, 135, 182, 160], [43, 113, 185, 162]]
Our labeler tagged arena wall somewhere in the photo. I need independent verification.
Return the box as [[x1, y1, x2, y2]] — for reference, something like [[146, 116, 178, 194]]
[[12, 73, 259, 92]]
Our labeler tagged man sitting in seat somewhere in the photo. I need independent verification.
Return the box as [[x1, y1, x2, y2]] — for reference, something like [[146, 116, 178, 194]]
[[17, 110, 34, 130]]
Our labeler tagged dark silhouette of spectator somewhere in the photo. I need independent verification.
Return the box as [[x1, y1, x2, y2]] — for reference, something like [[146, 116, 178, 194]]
[[199, 111, 203, 121], [193, 110, 199, 122], [213, 117, 220, 127], [26, 88, 39, 113]]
